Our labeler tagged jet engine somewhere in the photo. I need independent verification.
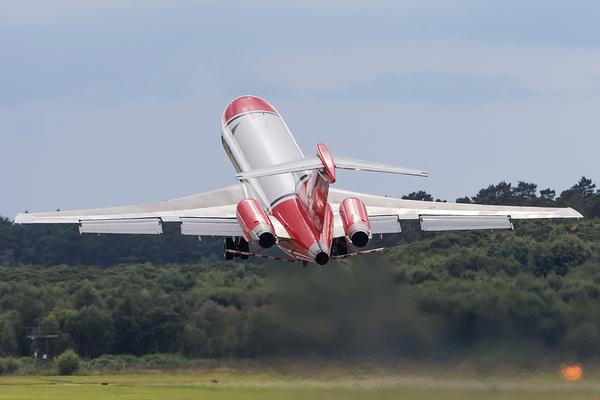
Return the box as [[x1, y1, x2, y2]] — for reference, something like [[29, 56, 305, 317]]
[[339, 197, 371, 247], [236, 198, 276, 248]]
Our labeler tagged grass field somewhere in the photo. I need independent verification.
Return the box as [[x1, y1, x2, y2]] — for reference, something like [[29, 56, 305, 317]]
[[1, 372, 599, 400]]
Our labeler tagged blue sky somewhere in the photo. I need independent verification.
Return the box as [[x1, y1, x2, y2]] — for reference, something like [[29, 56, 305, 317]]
[[2, 1, 599, 219]]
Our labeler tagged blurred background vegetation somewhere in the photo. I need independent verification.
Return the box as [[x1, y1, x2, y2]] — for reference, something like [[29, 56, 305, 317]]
[[0, 177, 599, 371]]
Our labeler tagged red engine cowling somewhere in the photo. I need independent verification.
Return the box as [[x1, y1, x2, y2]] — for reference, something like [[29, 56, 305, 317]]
[[339, 197, 371, 247], [236, 198, 276, 248]]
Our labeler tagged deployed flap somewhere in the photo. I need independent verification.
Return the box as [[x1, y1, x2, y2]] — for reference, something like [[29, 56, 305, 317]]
[[180, 217, 242, 236], [370, 215, 402, 234], [331, 214, 401, 238], [80, 218, 162, 234], [420, 215, 513, 232]]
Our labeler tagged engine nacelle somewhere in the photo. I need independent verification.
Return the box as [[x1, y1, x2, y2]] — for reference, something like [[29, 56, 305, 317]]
[[339, 197, 371, 247], [236, 198, 276, 248]]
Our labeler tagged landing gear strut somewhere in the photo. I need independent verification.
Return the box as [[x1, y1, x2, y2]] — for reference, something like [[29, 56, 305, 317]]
[[223, 237, 250, 260], [331, 237, 349, 256]]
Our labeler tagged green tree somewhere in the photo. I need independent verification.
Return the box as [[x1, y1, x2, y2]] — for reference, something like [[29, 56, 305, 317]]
[[66, 305, 114, 358], [73, 282, 102, 309], [472, 181, 514, 205], [540, 188, 556, 205], [529, 234, 592, 276], [141, 306, 185, 354], [111, 288, 145, 355], [557, 177, 600, 218], [57, 350, 80, 375], [512, 181, 539, 205], [0, 218, 19, 267], [574, 177, 596, 198], [0, 311, 18, 356], [402, 191, 434, 202]]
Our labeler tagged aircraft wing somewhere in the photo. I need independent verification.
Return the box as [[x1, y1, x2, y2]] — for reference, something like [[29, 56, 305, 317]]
[[328, 188, 583, 236], [14, 184, 247, 236]]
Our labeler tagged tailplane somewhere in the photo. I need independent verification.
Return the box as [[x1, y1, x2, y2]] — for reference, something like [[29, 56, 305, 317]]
[[235, 144, 428, 180]]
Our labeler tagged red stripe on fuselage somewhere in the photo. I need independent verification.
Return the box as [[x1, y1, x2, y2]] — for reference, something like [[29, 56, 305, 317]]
[[222, 96, 278, 127]]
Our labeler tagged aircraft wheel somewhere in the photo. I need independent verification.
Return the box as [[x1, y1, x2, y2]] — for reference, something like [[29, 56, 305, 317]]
[[224, 238, 235, 260], [238, 238, 250, 260], [332, 238, 348, 256]]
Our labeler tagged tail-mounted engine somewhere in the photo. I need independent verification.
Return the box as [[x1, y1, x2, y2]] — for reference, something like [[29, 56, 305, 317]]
[[236, 198, 276, 248], [339, 197, 371, 247]]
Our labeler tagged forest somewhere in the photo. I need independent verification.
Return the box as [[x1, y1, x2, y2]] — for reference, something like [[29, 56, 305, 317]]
[[0, 177, 599, 370]]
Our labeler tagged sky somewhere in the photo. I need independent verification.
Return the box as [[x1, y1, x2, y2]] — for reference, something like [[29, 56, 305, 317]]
[[2, 0, 600, 219]]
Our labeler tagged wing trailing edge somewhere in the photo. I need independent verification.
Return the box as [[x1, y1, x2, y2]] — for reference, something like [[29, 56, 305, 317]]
[[13, 184, 246, 237], [328, 187, 583, 234]]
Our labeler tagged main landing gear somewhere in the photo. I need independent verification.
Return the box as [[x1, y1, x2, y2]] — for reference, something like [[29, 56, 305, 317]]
[[223, 237, 249, 260], [331, 237, 348, 257]]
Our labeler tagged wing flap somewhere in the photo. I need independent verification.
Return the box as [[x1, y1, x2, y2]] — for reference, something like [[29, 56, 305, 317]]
[[80, 218, 163, 234], [180, 217, 242, 236], [370, 215, 403, 234], [420, 215, 513, 232]]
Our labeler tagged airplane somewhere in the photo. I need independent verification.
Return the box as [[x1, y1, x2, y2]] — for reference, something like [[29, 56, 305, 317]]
[[15, 95, 583, 266]]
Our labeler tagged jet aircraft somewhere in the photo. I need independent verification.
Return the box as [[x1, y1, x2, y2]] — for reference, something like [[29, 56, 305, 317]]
[[15, 96, 583, 265]]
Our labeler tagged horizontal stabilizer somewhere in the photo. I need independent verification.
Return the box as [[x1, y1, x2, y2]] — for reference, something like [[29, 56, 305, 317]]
[[333, 156, 428, 177], [235, 156, 322, 179], [235, 155, 427, 180]]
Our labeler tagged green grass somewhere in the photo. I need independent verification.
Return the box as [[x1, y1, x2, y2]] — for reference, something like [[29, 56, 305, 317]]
[[0, 372, 599, 400]]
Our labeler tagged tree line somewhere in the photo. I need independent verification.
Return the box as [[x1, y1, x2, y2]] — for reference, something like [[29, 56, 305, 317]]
[[0, 176, 599, 365]]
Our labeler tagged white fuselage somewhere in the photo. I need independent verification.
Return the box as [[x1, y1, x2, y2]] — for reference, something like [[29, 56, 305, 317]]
[[221, 100, 305, 211]]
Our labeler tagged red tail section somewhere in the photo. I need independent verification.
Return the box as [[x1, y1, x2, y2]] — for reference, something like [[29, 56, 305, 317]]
[[296, 143, 335, 233]]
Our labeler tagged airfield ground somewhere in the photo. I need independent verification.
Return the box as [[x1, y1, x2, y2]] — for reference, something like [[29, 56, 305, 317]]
[[1, 371, 599, 400]]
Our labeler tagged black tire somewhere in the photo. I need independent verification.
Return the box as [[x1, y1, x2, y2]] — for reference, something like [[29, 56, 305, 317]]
[[333, 237, 348, 256], [224, 238, 235, 260], [238, 238, 250, 260]]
